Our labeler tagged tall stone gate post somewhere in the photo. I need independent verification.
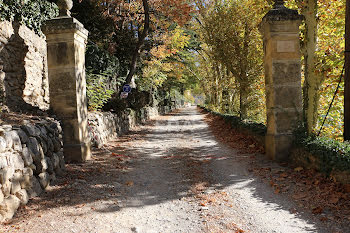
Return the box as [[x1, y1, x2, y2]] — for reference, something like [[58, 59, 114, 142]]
[[43, 0, 91, 162], [259, 0, 304, 161]]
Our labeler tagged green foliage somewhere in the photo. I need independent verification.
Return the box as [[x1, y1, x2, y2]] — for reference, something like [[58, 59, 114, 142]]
[[86, 42, 121, 82], [86, 73, 114, 111], [85, 42, 124, 111], [0, 0, 58, 35], [193, 0, 267, 120], [71, 0, 115, 44], [200, 106, 267, 137], [202, 105, 350, 174], [71, 0, 137, 78], [293, 125, 350, 174]]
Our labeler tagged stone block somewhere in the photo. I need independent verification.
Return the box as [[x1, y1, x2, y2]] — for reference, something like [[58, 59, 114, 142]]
[[10, 131, 22, 152], [0, 195, 21, 221], [46, 137, 54, 153], [52, 153, 60, 169], [3, 131, 13, 149], [39, 126, 48, 137], [39, 138, 48, 154], [21, 147, 34, 167], [27, 137, 41, 160], [50, 173, 56, 183], [64, 142, 90, 163], [15, 129, 29, 144], [0, 137, 6, 153], [21, 124, 40, 137], [46, 157, 54, 174], [0, 190, 4, 203], [275, 110, 300, 134], [58, 152, 66, 172], [10, 179, 21, 195], [20, 172, 31, 190], [1, 180, 11, 197], [15, 189, 29, 205], [27, 176, 42, 198], [0, 155, 8, 169], [38, 172, 50, 189], [0, 167, 14, 184], [265, 134, 293, 161], [272, 61, 301, 84], [9, 153, 24, 170], [274, 86, 302, 109], [52, 137, 61, 152]]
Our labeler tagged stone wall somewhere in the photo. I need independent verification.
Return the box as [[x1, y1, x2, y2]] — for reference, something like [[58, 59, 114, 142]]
[[88, 106, 170, 148], [0, 20, 49, 111], [0, 118, 64, 221]]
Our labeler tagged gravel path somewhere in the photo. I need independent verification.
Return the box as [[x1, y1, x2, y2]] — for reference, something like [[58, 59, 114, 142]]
[[0, 106, 337, 232]]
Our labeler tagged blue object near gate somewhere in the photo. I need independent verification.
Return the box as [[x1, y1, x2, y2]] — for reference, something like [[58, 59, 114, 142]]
[[123, 84, 132, 93]]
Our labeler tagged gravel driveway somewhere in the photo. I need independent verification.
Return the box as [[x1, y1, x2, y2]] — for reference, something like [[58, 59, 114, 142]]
[[0, 106, 337, 232]]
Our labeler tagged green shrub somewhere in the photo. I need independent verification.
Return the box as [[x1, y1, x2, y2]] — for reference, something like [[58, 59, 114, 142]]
[[293, 125, 350, 174], [85, 42, 124, 111], [86, 42, 120, 81], [201, 105, 350, 174], [86, 73, 114, 111], [0, 0, 58, 35], [200, 105, 267, 136]]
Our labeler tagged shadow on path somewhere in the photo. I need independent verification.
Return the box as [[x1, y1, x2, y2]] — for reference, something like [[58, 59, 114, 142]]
[[4, 107, 336, 232]]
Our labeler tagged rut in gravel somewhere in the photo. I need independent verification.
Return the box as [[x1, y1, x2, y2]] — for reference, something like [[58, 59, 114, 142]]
[[0, 106, 342, 233]]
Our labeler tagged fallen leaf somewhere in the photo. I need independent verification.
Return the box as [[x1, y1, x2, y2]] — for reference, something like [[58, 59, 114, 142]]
[[200, 201, 207, 206], [289, 208, 297, 214], [344, 184, 350, 193], [294, 167, 304, 172], [312, 207, 323, 214], [329, 195, 340, 204], [125, 181, 134, 186], [292, 193, 307, 200], [280, 173, 288, 178]]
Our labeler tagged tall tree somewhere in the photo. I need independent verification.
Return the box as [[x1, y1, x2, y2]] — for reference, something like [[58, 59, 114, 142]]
[[195, 0, 266, 119], [294, 0, 319, 134]]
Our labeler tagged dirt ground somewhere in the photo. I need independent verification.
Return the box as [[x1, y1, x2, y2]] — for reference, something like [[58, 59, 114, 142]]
[[1, 106, 348, 233]]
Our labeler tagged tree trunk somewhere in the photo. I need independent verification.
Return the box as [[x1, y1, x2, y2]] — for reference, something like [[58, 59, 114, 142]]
[[123, 0, 150, 86], [239, 76, 249, 119], [344, 0, 350, 140], [301, 0, 318, 134]]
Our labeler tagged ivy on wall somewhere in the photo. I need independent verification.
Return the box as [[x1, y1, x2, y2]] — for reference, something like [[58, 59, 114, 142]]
[[0, 0, 58, 35]]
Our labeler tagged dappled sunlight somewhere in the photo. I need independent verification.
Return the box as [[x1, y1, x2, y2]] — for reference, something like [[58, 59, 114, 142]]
[[3, 107, 343, 233]]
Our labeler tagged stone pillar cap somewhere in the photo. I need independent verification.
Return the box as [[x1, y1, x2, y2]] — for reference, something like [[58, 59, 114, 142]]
[[262, 1, 304, 22], [57, 0, 73, 17], [42, 17, 89, 37]]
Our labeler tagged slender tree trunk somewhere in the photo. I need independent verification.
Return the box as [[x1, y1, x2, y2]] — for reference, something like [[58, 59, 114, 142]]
[[215, 65, 220, 107], [301, 0, 319, 134], [123, 0, 150, 86], [344, 0, 350, 140], [239, 78, 249, 119]]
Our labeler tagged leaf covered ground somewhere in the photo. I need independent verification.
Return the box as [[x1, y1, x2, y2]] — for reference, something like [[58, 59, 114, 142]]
[[1, 107, 349, 232], [201, 108, 350, 230]]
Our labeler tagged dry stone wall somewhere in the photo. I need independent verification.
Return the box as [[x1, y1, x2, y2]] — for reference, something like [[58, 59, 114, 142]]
[[0, 20, 49, 111], [0, 118, 65, 221], [88, 106, 168, 148]]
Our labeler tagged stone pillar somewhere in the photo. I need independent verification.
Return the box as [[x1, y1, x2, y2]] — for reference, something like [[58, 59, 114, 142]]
[[259, 1, 304, 161], [43, 1, 91, 163]]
